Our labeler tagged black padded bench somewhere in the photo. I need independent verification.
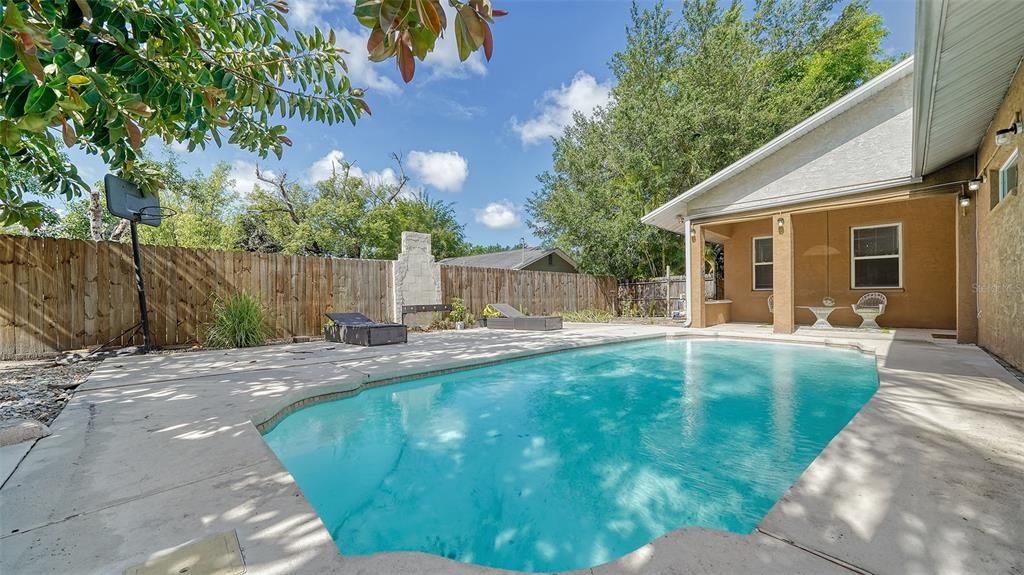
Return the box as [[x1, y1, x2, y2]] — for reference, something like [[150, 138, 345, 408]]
[[324, 312, 408, 347]]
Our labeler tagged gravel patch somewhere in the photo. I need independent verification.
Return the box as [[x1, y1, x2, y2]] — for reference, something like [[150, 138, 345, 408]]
[[0, 361, 94, 426]]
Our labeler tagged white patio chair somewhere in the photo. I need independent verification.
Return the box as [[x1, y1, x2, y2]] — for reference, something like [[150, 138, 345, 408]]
[[767, 294, 774, 314], [852, 292, 887, 329]]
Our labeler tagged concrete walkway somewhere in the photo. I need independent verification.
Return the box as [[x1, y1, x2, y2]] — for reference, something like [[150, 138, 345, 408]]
[[1, 324, 1021, 574]]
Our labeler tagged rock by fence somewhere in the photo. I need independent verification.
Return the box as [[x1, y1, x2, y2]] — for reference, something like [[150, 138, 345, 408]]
[[0, 234, 617, 358]]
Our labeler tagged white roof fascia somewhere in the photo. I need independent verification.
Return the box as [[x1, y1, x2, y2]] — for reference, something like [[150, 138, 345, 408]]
[[911, 0, 948, 179]]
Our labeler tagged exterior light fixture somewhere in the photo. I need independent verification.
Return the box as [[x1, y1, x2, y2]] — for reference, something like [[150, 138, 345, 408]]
[[968, 177, 983, 191], [959, 192, 971, 217], [995, 121, 1022, 146], [690, 227, 696, 242], [777, 217, 785, 233]]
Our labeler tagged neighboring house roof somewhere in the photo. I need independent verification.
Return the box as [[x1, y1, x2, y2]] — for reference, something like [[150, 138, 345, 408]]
[[643, 58, 916, 232], [912, 0, 1024, 176], [441, 247, 579, 271]]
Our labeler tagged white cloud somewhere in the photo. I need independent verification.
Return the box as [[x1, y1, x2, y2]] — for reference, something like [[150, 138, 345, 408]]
[[406, 150, 469, 192], [333, 27, 402, 96], [511, 71, 613, 145], [229, 160, 273, 195], [306, 149, 348, 183], [287, 0, 352, 29], [474, 200, 520, 229], [305, 149, 406, 193]]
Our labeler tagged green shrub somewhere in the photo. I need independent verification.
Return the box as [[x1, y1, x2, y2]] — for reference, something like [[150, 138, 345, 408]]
[[558, 308, 613, 323], [202, 291, 271, 348], [449, 297, 467, 323], [481, 304, 503, 319]]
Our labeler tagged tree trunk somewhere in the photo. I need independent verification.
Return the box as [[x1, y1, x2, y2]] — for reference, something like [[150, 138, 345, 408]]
[[89, 190, 104, 241]]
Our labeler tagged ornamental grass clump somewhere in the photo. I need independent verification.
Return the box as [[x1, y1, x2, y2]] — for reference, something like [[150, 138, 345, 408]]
[[202, 291, 271, 349]]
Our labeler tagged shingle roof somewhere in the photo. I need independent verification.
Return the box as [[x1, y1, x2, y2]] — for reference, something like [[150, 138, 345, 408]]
[[440, 247, 577, 271]]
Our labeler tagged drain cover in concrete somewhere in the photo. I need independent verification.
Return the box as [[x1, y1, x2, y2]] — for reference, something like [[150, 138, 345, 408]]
[[125, 530, 244, 575]]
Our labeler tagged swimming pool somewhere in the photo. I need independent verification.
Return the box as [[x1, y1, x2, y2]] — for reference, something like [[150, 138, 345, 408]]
[[262, 338, 878, 572]]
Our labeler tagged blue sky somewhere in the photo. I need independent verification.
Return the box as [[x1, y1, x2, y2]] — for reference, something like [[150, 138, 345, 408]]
[[65, 0, 915, 246]]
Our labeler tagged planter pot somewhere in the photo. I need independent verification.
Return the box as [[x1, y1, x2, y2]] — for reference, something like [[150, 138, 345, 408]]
[[455, 321, 465, 330], [477, 319, 487, 328]]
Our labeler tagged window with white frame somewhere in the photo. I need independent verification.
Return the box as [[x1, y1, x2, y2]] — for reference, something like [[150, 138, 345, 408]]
[[999, 148, 1019, 202], [752, 236, 773, 290], [851, 224, 901, 289]]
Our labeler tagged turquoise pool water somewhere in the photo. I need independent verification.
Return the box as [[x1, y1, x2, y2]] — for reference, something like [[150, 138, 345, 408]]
[[263, 339, 877, 572]]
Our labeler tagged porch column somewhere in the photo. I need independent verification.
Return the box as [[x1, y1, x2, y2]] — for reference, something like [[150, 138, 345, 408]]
[[956, 193, 978, 343], [688, 224, 706, 328], [772, 213, 795, 334]]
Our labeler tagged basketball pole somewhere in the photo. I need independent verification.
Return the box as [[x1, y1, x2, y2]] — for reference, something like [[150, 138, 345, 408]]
[[129, 219, 154, 352]]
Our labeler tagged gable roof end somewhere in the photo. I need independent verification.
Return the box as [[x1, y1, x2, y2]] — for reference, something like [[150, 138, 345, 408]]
[[642, 58, 915, 233]]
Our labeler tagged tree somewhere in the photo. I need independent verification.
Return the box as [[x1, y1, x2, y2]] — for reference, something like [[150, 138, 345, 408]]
[[529, 0, 897, 279], [1, 0, 506, 228]]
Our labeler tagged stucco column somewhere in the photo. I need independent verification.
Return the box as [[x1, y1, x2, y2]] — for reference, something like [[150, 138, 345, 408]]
[[956, 194, 978, 343], [772, 213, 795, 334], [392, 232, 442, 327], [688, 224, 706, 328]]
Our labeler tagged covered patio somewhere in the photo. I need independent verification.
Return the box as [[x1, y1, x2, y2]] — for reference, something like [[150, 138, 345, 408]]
[[689, 177, 973, 337]]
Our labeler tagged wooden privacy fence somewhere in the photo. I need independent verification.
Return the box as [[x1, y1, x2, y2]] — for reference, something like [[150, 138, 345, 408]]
[[0, 236, 393, 358], [440, 265, 617, 317]]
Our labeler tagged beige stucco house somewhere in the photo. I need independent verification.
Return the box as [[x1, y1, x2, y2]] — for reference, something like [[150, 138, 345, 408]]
[[643, 0, 1023, 370]]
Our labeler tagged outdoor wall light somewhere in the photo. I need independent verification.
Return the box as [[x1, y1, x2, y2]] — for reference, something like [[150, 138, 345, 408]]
[[995, 121, 1021, 146], [967, 177, 983, 191], [777, 217, 785, 233], [690, 227, 696, 242]]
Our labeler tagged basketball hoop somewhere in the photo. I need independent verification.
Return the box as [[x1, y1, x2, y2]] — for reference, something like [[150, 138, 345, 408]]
[[102, 174, 174, 353], [133, 205, 178, 222]]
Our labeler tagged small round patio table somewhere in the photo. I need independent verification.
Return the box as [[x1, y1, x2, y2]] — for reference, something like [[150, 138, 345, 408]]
[[798, 305, 838, 328]]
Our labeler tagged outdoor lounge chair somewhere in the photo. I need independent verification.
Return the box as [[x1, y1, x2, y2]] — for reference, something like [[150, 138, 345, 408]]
[[851, 292, 887, 329], [324, 312, 408, 346], [485, 303, 562, 331]]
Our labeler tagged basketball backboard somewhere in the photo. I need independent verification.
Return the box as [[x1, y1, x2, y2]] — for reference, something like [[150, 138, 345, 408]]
[[104, 174, 162, 227]]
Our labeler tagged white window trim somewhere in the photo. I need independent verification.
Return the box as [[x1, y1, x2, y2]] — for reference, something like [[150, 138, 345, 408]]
[[850, 223, 902, 290], [999, 148, 1019, 201], [752, 236, 773, 291]]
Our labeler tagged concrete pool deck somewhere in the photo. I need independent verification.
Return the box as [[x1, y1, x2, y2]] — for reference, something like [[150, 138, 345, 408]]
[[1, 324, 1022, 574]]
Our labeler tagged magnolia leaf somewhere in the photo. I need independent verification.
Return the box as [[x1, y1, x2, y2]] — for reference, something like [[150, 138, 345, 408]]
[[482, 19, 493, 61], [61, 116, 77, 146], [16, 114, 48, 131], [354, 0, 382, 28], [397, 31, 415, 82], [68, 74, 90, 85], [430, 0, 447, 31], [2, 0, 27, 31], [124, 100, 154, 117], [14, 35, 44, 83], [0, 34, 15, 59], [459, 5, 485, 48], [416, 0, 442, 36], [367, 26, 385, 54], [126, 117, 142, 150], [454, 13, 470, 62], [379, 0, 408, 32], [24, 85, 57, 114], [409, 25, 437, 60]]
